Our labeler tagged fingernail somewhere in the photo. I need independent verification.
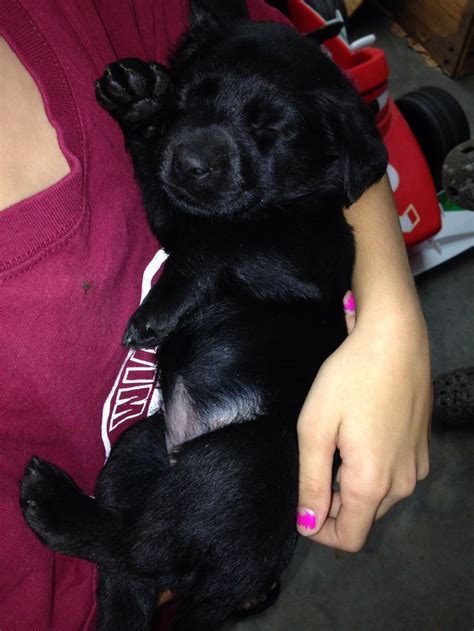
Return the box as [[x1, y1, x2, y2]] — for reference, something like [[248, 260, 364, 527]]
[[296, 507, 318, 535], [343, 291, 356, 314]]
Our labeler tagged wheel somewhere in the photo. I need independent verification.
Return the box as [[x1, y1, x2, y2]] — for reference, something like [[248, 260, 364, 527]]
[[395, 86, 470, 190], [442, 139, 474, 210]]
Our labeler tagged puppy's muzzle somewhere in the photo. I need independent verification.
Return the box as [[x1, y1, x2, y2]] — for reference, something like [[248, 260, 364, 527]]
[[173, 144, 213, 181], [166, 126, 237, 189]]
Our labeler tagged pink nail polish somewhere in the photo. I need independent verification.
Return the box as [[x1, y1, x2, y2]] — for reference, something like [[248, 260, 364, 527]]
[[343, 291, 356, 314], [297, 508, 317, 532]]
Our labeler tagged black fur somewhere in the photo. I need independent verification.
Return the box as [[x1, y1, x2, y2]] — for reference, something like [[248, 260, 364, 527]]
[[20, 2, 387, 629]]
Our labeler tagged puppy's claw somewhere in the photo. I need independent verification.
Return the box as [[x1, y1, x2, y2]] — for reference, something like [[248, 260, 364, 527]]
[[117, 62, 149, 94], [122, 317, 160, 350]]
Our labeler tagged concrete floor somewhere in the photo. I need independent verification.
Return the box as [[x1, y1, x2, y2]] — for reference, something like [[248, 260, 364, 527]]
[[233, 6, 474, 631]]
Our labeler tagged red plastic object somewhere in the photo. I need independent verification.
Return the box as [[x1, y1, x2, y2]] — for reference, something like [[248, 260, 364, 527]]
[[288, 0, 441, 246]]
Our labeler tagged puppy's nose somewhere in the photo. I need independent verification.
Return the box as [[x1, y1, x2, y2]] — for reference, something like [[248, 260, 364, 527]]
[[173, 145, 211, 180]]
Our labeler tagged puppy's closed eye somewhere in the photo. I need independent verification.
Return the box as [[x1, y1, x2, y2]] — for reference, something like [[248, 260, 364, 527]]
[[192, 76, 221, 101], [253, 123, 280, 136], [245, 97, 283, 135], [177, 76, 221, 110]]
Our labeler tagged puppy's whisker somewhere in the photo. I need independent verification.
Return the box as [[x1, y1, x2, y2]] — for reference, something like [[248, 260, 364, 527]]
[[269, 201, 287, 212], [282, 189, 319, 201]]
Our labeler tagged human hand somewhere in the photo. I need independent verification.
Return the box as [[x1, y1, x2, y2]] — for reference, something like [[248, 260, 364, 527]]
[[295, 292, 431, 551]]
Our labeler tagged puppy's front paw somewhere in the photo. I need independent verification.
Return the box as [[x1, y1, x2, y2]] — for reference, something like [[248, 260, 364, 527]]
[[122, 308, 173, 350], [20, 457, 91, 552], [95, 58, 172, 130]]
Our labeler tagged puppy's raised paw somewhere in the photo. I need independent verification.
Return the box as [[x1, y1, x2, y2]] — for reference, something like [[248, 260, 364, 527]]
[[95, 58, 172, 130]]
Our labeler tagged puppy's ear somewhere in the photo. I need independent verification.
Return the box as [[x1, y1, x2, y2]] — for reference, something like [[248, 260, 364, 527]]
[[172, 1, 248, 73], [317, 87, 388, 207], [190, 0, 248, 27]]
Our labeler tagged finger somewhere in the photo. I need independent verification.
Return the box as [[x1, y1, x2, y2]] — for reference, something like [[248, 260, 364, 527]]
[[297, 424, 337, 537], [307, 491, 380, 552], [374, 465, 421, 520], [328, 491, 342, 519], [417, 448, 430, 481], [329, 486, 407, 523], [374, 496, 398, 521], [343, 290, 356, 334]]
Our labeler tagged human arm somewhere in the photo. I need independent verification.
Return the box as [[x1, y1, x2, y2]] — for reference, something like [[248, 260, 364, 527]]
[[0, 37, 70, 213], [296, 174, 431, 551]]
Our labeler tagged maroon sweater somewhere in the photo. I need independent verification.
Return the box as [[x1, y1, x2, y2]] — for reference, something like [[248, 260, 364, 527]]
[[0, 1, 287, 628]]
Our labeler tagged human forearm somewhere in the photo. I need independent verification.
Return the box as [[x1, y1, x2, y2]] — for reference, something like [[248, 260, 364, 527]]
[[344, 174, 424, 327], [297, 174, 431, 549]]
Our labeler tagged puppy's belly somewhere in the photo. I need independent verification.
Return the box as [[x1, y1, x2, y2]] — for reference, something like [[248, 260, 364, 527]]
[[164, 376, 264, 455]]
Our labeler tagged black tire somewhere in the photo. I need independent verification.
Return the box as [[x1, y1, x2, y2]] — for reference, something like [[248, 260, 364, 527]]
[[395, 86, 470, 190]]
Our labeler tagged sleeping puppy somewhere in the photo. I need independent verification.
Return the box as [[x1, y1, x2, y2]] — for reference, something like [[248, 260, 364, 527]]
[[20, 1, 387, 629]]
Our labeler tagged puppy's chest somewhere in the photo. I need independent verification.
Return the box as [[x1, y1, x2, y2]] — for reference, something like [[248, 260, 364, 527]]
[[185, 216, 353, 300], [230, 216, 351, 272]]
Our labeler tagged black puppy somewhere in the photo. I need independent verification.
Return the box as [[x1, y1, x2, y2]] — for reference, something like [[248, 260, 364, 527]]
[[20, 1, 387, 629]]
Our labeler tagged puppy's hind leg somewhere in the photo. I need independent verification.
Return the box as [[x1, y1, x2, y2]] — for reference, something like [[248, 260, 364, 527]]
[[20, 457, 120, 565], [95, 412, 170, 512], [96, 570, 159, 631], [174, 598, 230, 631]]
